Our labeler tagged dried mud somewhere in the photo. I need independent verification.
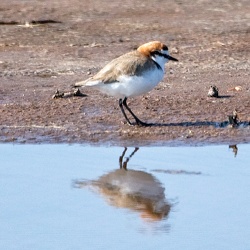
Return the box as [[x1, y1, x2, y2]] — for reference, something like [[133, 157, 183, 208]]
[[0, 0, 249, 146]]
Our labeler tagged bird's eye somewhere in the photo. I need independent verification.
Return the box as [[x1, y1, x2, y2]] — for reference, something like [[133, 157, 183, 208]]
[[150, 51, 162, 56]]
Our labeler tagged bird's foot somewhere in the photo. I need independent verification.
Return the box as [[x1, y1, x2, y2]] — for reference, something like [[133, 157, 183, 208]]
[[135, 119, 153, 127]]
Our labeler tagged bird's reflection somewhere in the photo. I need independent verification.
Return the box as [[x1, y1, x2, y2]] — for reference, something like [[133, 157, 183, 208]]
[[74, 147, 170, 221], [229, 145, 238, 157]]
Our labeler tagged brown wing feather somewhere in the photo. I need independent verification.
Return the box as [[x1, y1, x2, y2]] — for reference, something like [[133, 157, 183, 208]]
[[91, 51, 157, 84]]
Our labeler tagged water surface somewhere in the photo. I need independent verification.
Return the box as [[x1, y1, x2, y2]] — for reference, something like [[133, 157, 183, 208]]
[[1, 144, 250, 250]]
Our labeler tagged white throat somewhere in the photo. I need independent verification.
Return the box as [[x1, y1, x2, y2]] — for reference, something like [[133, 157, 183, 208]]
[[151, 53, 168, 72]]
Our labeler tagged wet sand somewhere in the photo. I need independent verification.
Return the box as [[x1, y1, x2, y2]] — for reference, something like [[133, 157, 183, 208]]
[[0, 0, 249, 145]]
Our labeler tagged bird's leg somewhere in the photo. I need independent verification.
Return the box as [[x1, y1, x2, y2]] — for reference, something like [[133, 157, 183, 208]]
[[119, 147, 127, 169], [121, 147, 139, 170], [122, 98, 151, 127], [119, 99, 132, 125]]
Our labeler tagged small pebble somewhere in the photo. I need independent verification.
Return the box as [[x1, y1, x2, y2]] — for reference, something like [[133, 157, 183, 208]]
[[207, 85, 219, 98]]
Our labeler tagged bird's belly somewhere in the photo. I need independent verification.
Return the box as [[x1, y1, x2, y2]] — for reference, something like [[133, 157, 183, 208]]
[[98, 69, 164, 98]]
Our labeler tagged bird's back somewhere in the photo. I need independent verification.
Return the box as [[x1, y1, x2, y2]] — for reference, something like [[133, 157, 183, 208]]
[[75, 50, 159, 87]]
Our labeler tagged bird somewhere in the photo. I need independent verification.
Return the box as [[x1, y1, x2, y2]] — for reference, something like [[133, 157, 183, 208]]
[[74, 41, 178, 126]]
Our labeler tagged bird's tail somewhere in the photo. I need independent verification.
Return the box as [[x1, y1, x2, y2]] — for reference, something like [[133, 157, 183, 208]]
[[74, 80, 87, 88], [74, 77, 102, 88]]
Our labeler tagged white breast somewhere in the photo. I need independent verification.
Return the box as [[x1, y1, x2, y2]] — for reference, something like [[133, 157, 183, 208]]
[[98, 67, 164, 98]]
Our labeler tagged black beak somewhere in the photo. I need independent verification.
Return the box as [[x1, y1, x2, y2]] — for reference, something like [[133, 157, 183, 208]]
[[166, 54, 178, 62]]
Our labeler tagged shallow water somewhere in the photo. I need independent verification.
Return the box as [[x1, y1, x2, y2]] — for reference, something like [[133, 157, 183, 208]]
[[1, 144, 250, 250]]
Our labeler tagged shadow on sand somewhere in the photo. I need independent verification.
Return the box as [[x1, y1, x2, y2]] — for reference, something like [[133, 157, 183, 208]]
[[135, 120, 250, 128]]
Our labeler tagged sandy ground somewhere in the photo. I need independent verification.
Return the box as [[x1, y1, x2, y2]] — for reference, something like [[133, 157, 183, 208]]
[[0, 0, 249, 146]]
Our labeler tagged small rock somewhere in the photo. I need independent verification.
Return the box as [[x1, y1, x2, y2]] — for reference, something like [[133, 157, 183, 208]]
[[52, 88, 87, 99], [207, 85, 219, 98], [228, 109, 239, 128], [73, 88, 87, 97], [227, 86, 242, 92], [52, 89, 64, 99]]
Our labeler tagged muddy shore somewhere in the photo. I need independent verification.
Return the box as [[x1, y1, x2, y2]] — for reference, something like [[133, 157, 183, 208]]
[[0, 0, 249, 145]]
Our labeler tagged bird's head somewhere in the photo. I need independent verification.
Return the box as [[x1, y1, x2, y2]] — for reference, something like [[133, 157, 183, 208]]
[[137, 41, 178, 67]]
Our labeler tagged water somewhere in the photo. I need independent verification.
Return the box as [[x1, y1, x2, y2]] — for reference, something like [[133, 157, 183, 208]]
[[1, 144, 250, 250]]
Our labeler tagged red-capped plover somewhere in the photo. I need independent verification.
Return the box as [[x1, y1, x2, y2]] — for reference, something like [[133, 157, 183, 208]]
[[75, 41, 178, 126]]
